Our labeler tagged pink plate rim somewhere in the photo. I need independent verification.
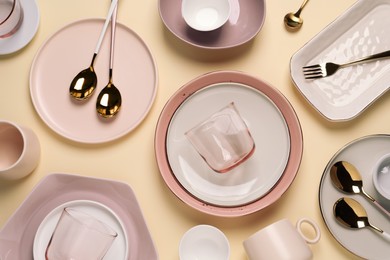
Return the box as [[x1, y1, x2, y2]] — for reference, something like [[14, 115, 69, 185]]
[[154, 71, 303, 217]]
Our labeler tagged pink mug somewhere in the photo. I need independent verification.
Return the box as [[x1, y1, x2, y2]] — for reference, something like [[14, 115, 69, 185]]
[[243, 218, 321, 260]]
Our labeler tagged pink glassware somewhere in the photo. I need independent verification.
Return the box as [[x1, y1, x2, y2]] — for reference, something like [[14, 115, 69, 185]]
[[185, 102, 255, 173], [46, 207, 117, 260]]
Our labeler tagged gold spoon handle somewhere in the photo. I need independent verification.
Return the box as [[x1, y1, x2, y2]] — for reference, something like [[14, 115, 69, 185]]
[[94, 0, 118, 55], [362, 188, 390, 218], [295, 0, 309, 16]]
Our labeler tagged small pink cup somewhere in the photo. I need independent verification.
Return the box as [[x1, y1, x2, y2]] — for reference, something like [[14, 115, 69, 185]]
[[185, 102, 255, 173], [0, 0, 23, 38], [46, 207, 118, 260]]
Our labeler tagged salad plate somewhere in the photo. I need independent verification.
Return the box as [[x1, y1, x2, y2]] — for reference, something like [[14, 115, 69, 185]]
[[158, 0, 265, 49], [30, 19, 157, 143], [319, 135, 390, 259], [33, 200, 128, 260], [291, 0, 390, 121], [0, 0, 40, 55], [0, 173, 158, 260], [155, 71, 303, 217]]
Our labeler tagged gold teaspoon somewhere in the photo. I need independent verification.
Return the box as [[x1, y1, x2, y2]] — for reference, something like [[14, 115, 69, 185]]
[[284, 0, 310, 31], [69, 0, 118, 100], [96, 3, 121, 118]]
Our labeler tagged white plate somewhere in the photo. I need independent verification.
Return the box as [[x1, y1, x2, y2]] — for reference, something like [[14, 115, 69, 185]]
[[167, 82, 290, 206], [319, 135, 390, 259], [0, 0, 40, 55], [33, 200, 128, 260], [291, 0, 390, 121], [30, 19, 157, 143]]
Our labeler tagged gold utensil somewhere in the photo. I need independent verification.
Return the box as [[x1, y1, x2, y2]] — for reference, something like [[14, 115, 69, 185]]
[[284, 0, 310, 31], [303, 50, 390, 79], [69, 0, 118, 100], [96, 2, 121, 118]]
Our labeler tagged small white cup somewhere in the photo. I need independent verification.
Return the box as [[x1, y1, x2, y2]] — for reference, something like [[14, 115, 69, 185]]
[[181, 0, 231, 32], [0, 0, 23, 38], [185, 102, 255, 173], [372, 153, 390, 201], [243, 218, 321, 260], [0, 120, 40, 181], [179, 224, 230, 260]]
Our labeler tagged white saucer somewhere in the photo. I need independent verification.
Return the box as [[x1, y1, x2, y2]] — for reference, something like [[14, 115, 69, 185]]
[[167, 82, 290, 206], [33, 200, 128, 260], [0, 0, 40, 55]]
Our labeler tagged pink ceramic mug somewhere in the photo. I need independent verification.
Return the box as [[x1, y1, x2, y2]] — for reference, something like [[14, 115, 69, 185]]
[[243, 218, 321, 260], [0, 120, 40, 181], [0, 0, 23, 38], [185, 102, 255, 173]]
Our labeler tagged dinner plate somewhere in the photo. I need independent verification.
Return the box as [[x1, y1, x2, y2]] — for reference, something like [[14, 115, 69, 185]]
[[158, 0, 265, 49], [167, 82, 290, 207], [319, 135, 390, 259], [155, 71, 303, 217], [33, 200, 128, 260], [30, 19, 157, 143], [0, 173, 158, 260], [290, 0, 390, 121], [0, 0, 40, 55]]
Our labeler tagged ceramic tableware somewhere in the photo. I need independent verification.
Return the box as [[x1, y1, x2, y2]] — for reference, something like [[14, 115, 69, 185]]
[[0, 120, 40, 181], [290, 0, 390, 121], [243, 218, 320, 260], [30, 19, 157, 143], [185, 102, 255, 173], [179, 225, 230, 260], [319, 134, 390, 259], [0, 0, 23, 38], [155, 71, 303, 216], [159, 0, 265, 49], [372, 153, 390, 201], [0, 173, 158, 259], [0, 0, 38, 54], [181, 0, 231, 32]]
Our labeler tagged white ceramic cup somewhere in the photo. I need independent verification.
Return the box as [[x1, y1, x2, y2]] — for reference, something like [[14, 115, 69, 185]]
[[0, 120, 40, 181], [185, 102, 255, 173], [179, 224, 230, 260], [372, 153, 390, 201], [0, 0, 23, 38], [181, 0, 231, 32], [243, 218, 321, 260]]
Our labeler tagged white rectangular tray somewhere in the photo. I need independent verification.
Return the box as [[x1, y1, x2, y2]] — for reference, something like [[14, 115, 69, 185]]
[[290, 0, 390, 121]]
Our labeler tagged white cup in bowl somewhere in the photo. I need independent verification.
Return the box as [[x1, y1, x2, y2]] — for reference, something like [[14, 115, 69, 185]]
[[0, 120, 40, 181], [243, 218, 321, 260], [181, 0, 231, 32], [372, 153, 390, 201]]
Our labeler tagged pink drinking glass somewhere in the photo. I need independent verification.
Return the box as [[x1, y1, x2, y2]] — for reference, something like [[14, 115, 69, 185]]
[[45, 208, 117, 260], [0, 0, 23, 38], [185, 102, 255, 173]]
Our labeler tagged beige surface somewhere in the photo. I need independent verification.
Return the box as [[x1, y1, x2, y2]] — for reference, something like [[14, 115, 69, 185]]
[[1, 0, 389, 259]]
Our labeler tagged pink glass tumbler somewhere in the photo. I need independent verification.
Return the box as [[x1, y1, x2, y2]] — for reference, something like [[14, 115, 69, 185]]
[[185, 102, 255, 173], [0, 0, 23, 38], [45, 208, 117, 260]]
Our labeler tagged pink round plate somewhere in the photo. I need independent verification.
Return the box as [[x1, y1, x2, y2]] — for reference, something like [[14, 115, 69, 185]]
[[30, 19, 157, 144], [155, 71, 303, 217], [158, 0, 266, 49]]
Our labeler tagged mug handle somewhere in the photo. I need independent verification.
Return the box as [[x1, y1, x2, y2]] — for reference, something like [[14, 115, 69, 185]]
[[296, 218, 321, 244]]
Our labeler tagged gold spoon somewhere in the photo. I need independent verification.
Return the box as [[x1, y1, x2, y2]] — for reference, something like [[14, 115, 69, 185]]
[[69, 0, 118, 100], [330, 161, 390, 218], [334, 197, 390, 242], [96, 3, 121, 118], [284, 0, 310, 31]]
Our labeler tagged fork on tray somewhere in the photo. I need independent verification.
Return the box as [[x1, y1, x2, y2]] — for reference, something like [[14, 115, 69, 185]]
[[302, 50, 390, 79]]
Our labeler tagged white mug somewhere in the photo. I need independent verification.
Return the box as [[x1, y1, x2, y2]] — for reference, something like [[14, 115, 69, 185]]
[[243, 218, 321, 260], [0, 120, 40, 181]]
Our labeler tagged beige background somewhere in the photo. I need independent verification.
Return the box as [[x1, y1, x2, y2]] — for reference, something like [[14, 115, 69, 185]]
[[1, 0, 389, 259]]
